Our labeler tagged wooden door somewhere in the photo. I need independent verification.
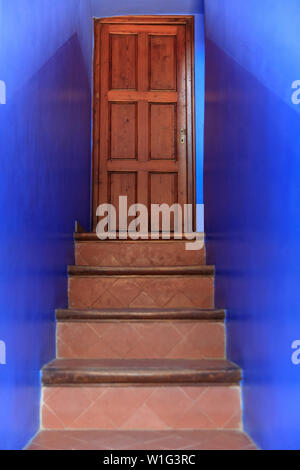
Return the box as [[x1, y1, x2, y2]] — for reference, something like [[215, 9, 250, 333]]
[[92, 16, 195, 232]]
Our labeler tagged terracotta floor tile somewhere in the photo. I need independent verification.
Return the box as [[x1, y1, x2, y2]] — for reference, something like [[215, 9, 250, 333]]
[[75, 241, 205, 267], [33, 238, 250, 453], [27, 430, 257, 451], [42, 385, 241, 431], [69, 276, 214, 309], [57, 321, 225, 360]]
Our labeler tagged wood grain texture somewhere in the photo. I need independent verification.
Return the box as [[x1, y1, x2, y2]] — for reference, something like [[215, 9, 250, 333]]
[[110, 34, 138, 90], [149, 35, 177, 90], [92, 17, 195, 231], [149, 104, 176, 160], [109, 103, 137, 159]]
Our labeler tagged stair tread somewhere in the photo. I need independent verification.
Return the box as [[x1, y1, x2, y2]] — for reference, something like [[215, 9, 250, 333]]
[[27, 430, 257, 451], [56, 308, 225, 321], [42, 358, 241, 385], [68, 265, 214, 276], [75, 233, 205, 242]]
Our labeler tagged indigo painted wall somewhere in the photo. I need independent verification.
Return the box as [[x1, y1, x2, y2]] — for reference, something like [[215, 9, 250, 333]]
[[0, 0, 92, 450], [204, 0, 300, 450]]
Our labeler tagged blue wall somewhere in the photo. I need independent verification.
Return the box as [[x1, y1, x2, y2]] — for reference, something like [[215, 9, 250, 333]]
[[91, 0, 204, 17], [0, 0, 92, 450], [204, 0, 300, 450]]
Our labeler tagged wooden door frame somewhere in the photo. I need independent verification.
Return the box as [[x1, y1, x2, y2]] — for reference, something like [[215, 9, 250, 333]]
[[92, 15, 196, 231]]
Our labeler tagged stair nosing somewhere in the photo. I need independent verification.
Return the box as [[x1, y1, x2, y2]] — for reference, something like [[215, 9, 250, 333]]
[[74, 233, 206, 242], [56, 308, 225, 322], [68, 265, 215, 277], [41, 359, 241, 386]]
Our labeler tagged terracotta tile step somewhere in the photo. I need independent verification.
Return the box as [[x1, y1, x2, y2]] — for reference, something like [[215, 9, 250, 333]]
[[42, 359, 241, 386], [68, 275, 214, 309], [68, 265, 214, 277], [41, 384, 242, 431], [75, 239, 205, 267], [56, 319, 225, 360], [27, 430, 257, 450], [56, 308, 225, 322], [75, 232, 205, 242]]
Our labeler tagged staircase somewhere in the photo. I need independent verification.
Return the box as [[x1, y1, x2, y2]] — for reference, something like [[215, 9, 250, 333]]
[[27, 234, 256, 450]]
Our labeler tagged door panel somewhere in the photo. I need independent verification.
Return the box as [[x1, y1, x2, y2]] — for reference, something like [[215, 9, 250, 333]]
[[109, 172, 137, 230], [92, 17, 195, 233], [149, 173, 178, 207], [149, 35, 177, 90], [149, 103, 177, 160], [109, 102, 138, 160], [110, 34, 138, 90]]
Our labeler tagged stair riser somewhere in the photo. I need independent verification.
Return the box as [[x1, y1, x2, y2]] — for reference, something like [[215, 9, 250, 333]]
[[75, 241, 205, 267], [57, 321, 225, 360], [68, 276, 214, 309], [42, 386, 241, 431]]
